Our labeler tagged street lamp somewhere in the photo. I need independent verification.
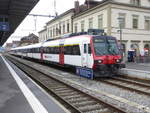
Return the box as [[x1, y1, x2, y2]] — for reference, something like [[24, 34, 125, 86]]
[[118, 17, 124, 60]]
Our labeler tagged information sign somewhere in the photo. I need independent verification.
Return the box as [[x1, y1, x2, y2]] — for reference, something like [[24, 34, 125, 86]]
[[0, 22, 9, 31]]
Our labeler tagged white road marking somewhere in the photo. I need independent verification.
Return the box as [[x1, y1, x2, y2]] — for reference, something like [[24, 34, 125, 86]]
[[1, 56, 49, 113]]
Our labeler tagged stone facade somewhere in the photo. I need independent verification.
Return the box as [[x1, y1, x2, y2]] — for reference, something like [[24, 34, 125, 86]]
[[39, 0, 150, 57]]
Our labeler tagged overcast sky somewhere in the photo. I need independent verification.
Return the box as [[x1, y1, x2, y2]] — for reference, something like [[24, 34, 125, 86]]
[[6, 0, 101, 44]]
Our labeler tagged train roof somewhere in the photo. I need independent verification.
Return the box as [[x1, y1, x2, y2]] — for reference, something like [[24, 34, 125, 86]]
[[11, 43, 42, 50], [11, 34, 117, 50]]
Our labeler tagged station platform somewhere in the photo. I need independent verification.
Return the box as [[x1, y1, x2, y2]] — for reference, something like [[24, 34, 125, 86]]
[[126, 63, 150, 72], [0, 54, 69, 113], [119, 62, 150, 80]]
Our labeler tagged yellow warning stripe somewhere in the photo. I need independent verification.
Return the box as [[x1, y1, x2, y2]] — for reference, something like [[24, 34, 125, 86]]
[[48, 44, 79, 47]]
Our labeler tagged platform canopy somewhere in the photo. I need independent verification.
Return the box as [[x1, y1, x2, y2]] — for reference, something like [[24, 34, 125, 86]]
[[0, 0, 39, 46]]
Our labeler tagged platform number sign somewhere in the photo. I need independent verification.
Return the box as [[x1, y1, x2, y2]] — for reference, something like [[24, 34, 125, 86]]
[[0, 22, 9, 31], [76, 67, 94, 79]]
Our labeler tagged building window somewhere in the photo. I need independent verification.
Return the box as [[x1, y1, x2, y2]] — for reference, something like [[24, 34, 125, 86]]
[[63, 22, 65, 34], [132, 15, 138, 29], [48, 29, 50, 38], [81, 21, 85, 32], [50, 29, 52, 37], [59, 23, 61, 34], [89, 18, 93, 29], [67, 20, 70, 33], [118, 13, 126, 28], [74, 23, 78, 33], [145, 16, 150, 30], [98, 15, 103, 29], [130, 0, 140, 6], [56, 24, 58, 36]]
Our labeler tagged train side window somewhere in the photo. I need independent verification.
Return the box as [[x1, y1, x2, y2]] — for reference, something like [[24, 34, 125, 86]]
[[51, 47, 54, 54], [64, 46, 72, 55], [88, 44, 91, 54], [43, 48, 46, 53], [72, 45, 80, 55], [57, 47, 59, 54], [29, 49, 31, 53], [46, 47, 49, 53], [64, 46, 67, 54], [84, 44, 87, 53]]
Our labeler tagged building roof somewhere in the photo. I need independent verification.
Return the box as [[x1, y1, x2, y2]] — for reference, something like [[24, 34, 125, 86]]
[[21, 33, 38, 41]]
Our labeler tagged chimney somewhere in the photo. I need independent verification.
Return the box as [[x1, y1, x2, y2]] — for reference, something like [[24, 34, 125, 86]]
[[74, 1, 80, 13], [85, 0, 97, 9]]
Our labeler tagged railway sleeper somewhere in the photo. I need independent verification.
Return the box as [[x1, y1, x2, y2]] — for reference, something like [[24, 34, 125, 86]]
[[48, 86, 68, 89], [58, 92, 79, 97], [68, 97, 90, 103], [72, 100, 97, 107], [84, 108, 111, 113], [63, 94, 83, 100], [54, 89, 74, 94], [78, 104, 103, 112]]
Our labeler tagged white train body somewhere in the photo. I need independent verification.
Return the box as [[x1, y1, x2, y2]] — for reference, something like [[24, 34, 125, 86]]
[[11, 34, 125, 77]]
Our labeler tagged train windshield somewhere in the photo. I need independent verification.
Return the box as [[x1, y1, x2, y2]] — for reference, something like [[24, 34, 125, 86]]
[[107, 39, 120, 55], [93, 37, 120, 56], [93, 38, 108, 55]]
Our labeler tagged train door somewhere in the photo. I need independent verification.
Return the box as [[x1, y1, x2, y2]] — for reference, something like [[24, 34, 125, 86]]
[[40, 47, 44, 60], [82, 41, 91, 67], [59, 45, 64, 65]]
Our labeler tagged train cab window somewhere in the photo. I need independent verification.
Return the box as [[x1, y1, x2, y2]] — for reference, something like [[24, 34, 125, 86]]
[[107, 39, 120, 55], [93, 38, 107, 55], [84, 44, 87, 53]]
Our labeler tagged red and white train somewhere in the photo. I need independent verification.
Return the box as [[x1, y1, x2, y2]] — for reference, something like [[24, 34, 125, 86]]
[[10, 30, 125, 78]]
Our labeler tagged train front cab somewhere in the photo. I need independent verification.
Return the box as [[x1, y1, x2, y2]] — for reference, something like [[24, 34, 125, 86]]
[[90, 36, 125, 77]]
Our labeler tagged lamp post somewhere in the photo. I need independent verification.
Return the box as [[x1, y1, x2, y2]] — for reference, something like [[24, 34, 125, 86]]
[[118, 17, 124, 60]]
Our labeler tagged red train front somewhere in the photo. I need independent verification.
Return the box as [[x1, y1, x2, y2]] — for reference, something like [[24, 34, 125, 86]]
[[90, 35, 125, 77]]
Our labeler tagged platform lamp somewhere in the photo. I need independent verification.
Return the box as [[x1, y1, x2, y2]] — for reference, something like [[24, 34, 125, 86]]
[[117, 17, 124, 60]]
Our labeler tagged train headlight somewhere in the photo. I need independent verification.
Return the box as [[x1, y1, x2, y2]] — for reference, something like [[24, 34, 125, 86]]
[[116, 59, 121, 63], [98, 60, 102, 63]]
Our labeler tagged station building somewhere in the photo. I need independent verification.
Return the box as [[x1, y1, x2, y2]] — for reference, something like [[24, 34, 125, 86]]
[[39, 0, 150, 57]]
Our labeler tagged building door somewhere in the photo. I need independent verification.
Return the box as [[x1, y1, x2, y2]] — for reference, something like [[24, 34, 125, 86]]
[[40, 47, 44, 60]]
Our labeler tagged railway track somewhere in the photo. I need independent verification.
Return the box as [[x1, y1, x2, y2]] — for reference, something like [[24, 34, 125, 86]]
[[6, 56, 127, 113], [99, 76, 150, 96]]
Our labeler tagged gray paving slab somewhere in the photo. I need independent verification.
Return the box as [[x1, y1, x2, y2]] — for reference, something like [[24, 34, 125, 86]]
[[0, 54, 70, 113], [0, 56, 34, 113], [5, 56, 69, 113], [126, 63, 150, 72]]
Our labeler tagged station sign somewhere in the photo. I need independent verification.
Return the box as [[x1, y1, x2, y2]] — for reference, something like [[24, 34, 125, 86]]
[[0, 22, 10, 31], [76, 67, 94, 79]]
